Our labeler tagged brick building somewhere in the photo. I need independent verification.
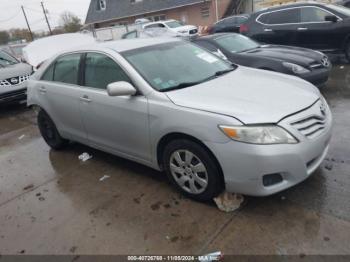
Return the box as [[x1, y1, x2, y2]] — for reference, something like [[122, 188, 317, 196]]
[[85, 0, 239, 28]]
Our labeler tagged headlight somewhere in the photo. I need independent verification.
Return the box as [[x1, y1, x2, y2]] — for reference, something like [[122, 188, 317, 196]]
[[282, 62, 310, 74], [219, 125, 298, 144]]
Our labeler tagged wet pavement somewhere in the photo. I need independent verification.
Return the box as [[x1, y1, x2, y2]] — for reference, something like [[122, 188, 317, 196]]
[[0, 63, 350, 255]]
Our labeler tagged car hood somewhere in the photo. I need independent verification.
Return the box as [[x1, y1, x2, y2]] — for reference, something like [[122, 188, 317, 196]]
[[165, 66, 320, 124], [0, 63, 32, 80], [242, 45, 324, 67]]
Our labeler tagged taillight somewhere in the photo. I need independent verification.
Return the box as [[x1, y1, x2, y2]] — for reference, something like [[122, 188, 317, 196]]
[[240, 24, 249, 34]]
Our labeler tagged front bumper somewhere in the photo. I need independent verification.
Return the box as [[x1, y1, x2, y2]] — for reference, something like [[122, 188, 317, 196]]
[[205, 101, 332, 196], [0, 88, 27, 105], [299, 66, 331, 87]]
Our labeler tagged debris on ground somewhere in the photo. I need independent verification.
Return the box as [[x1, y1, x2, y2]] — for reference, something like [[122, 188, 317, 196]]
[[340, 66, 345, 69], [99, 175, 110, 182], [324, 163, 333, 171], [213, 192, 244, 212], [23, 184, 34, 191], [18, 135, 25, 140], [78, 152, 92, 162], [199, 251, 224, 262]]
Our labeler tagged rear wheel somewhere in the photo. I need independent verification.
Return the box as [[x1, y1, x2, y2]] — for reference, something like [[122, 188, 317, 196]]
[[163, 139, 224, 201], [37, 109, 68, 150]]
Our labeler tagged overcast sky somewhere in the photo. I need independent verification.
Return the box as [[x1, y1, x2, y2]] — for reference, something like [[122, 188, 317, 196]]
[[0, 0, 91, 32]]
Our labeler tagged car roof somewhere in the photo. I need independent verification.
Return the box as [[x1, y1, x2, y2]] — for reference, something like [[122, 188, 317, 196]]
[[144, 19, 176, 25], [66, 37, 181, 54], [256, 1, 329, 13]]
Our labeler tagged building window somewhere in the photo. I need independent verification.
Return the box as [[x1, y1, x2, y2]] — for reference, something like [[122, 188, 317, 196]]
[[97, 0, 106, 11], [201, 6, 210, 18]]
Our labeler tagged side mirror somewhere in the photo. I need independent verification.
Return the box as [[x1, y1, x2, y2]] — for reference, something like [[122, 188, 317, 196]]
[[107, 81, 136, 97], [325, 15, 338, 23]]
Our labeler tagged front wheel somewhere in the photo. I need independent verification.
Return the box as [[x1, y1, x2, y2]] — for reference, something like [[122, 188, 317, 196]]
[[163, 139, 224, 202], [37, 109, 68, 150]]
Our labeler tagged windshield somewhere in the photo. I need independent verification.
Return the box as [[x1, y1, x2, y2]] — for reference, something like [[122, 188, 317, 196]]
[[215, 34, 260, 53], [0, 50, 19, 67], [165, 21, 184, 28], [328, 4, 350, 16], [122, 42, 234, 92]]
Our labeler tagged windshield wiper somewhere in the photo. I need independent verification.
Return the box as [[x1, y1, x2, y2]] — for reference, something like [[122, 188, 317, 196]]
[[214, 67, 235, 76], [160, 67, 235, 92]]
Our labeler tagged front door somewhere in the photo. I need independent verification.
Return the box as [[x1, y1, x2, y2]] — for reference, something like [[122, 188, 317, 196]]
[[296, 6, 340, 50], [79, 52, 151, 162]]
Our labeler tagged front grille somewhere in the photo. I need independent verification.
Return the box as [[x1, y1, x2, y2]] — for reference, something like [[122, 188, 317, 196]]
[[0, 89, 26, 100], [291, 115, 326, 139], [0, 75, 30, 87], [189, 29, 198, 34]]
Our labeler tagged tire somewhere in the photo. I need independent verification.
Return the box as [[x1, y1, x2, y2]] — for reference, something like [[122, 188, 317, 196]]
[[37, 109, 68, 150], [345, 41, 350, 64], [162, 139, 224, 202]]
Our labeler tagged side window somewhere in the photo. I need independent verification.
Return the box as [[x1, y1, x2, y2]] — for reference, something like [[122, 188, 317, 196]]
[[301, 7, 331, 22], [259, 8, 300, 24], [53, 54, 81, 85], [224, 17, 236, 25], [84, 53, 131, 90], [41, 63, 55, 81], [145, 23, 165, 29]]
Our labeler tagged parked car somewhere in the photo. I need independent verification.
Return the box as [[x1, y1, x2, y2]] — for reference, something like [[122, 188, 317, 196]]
[[209, 14, 249, 34], [122, 28, 178, 39], [0, 49, 32, 105], [240, 2, 350, 62], [193, 33, 331, 87], [142, 19, 198, 37], [27, 38, 332, 201]]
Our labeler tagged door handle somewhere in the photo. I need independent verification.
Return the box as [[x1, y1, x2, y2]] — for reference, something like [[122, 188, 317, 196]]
[[264, 28, 273, 32], [297, 27, 308, 31], [80, 95, 92, 103], [39, 87, 46, 94]]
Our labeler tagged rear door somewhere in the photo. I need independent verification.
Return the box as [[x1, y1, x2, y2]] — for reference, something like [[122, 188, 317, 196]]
[[255, 8, 300, 45], [296, 6, 341, 50], [38, 53, 87, 142], [79, 52, 151, 162]]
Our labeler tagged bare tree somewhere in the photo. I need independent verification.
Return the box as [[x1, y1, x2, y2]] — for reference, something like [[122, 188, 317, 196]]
[[59, 11, 82, 33]]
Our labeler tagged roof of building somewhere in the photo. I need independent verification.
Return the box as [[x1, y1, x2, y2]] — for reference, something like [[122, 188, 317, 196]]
[[85, 0, 205, 25]]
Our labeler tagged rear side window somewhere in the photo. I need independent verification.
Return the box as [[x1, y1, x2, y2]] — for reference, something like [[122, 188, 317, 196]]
[[84, 53, 131, 90], [53, 54, 81, 85], [301, 7, 331, 22], [258, 8, 300, 24]]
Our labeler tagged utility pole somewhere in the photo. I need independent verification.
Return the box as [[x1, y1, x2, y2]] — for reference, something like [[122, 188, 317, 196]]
[[41, 1, 52, 35], [21, 6, 34, 41], [215, 0, 219, 22]]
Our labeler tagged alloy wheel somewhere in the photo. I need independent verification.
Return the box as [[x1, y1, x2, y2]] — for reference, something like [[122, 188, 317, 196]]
[[169, 150, 208, 194]]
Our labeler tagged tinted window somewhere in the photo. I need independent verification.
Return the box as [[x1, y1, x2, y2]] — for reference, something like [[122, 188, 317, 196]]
[[123, 31, 138, 39], [84, 53, 130, 90], [53, 54, 81, 85], [145, 23, 165, 28], [301, 7, 331, 22], [215, 34, 260, 53], [41, 63, 55, 81], [236, 16, 248, 24], [259, 8, 300, 24]]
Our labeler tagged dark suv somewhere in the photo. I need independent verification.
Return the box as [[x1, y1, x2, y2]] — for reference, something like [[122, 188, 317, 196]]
[[240, 3, 350, 61]]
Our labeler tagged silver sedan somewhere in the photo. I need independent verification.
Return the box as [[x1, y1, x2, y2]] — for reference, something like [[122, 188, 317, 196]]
[[27, 38, 332, 201]]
